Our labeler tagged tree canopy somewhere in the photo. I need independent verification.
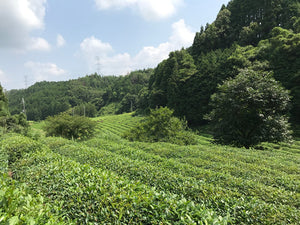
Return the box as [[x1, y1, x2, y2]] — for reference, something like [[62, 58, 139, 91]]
[[7, 69, 153, 121], [206, 69, 292, 147]]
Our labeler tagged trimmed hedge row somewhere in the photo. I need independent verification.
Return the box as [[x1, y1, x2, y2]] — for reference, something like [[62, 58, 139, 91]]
[[46, 137, 299, 224], [12, 148, 228, 224], [0, 173, 68, 224]]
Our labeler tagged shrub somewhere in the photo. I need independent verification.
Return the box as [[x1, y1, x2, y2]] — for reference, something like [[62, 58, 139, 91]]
[[1, 135, 43, 166], [0, 113, 29, 135], [44, 113, 96, 140], [124, 107, 197, 145], [206, 69, 292, 148]]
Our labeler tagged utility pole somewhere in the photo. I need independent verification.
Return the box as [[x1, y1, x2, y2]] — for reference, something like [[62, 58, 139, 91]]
[[83, 105, 86, 117]]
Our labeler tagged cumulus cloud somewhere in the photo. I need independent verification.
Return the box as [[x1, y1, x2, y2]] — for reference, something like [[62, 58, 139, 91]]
[[80, 19, 195, 75], [28, 37, 51, 51], [56, 34, 66, 48], [133, 19, 194, 69], [80, 36, 132, 75], [80, 36, 113, 58], [24, 61, 67, 83], [0, 0, 50, 51], [94, 0, 183, 20]]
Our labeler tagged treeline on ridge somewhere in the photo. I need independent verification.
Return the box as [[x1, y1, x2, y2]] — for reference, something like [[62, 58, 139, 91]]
[[7, 69, 153, 121]]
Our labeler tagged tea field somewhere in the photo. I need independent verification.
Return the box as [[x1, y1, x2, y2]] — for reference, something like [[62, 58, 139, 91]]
[[1, 113, 299, 224]]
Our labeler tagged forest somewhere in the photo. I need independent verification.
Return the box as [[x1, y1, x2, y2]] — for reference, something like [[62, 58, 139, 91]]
[[1, 0, 300, 224]]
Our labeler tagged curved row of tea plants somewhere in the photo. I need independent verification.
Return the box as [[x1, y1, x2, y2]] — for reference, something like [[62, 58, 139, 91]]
[[85, 138, 299, 192], [94, 115, 299, 193], [95, 113, 141, 136], [11, 146, 227, 224], [45, 137, 299, 224]]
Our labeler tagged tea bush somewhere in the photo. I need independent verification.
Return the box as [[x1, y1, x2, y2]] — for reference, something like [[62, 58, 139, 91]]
[[0, 173, 68, 224], [1, 135, 43, 166]]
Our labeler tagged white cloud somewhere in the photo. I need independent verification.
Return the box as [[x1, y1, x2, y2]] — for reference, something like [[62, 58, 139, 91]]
[[28, 37, 51, 51], [94, 0, 183, 20], [80, 36, 113, 57], [95, 0, 136, 10], [0, 70, 7, 84], [24, 61, 67, 83], [80, 19, 195, 75], [0, 69, 5, 79], [169, 19, 195, 47], [0, 69, 12, 89], [0, 0, 50, 51], [56, 34, 66, 48], [133, 19, 194, 68]]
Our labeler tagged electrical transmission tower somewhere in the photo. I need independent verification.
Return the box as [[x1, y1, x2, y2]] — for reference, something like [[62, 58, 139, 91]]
[[95, 56, 102, 77], [24, 75, 28, 89]]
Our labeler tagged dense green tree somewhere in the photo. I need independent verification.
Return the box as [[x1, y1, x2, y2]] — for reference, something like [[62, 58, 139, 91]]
[[239, 22, 260, 46], [192, 7, 231, 56], [184, 47, 237, 125], [227, 0, 299, 44], [293, 16, 300, 33], [135, 87, 150, 114], [257, 27, 300, 123], [192, 0, 300, 57], [149, 49, 197, 118], [206, 69, 292, 148], [1, 85, 29, 135], [73, 103, 97, 117], [0, 85, 9, 117], [118, 94, 138, 113], [148, 59, 169, 108]]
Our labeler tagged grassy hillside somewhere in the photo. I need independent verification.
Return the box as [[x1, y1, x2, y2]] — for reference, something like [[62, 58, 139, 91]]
[[1, 113, 299, 224]]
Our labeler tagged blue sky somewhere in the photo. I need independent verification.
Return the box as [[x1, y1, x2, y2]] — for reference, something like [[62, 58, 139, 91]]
[[0, 0, 230, 90]]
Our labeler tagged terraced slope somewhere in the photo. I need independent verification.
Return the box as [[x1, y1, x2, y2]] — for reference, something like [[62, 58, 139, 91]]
[[1, 113, 299, 224], [47, 114, 300, 224]]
